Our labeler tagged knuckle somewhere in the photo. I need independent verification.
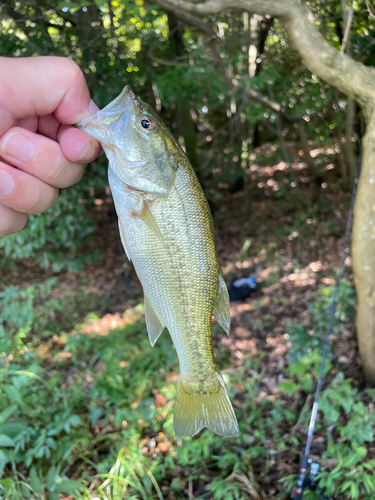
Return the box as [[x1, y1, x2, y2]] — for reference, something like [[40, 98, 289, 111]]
[[23, 183, 57, 214], [51, 187, 59, 206], [23, 186, 42, 213], [48, 158, 83, 189], [62, 58, 81, 76], [0, 204, 27, 236], [45, 153, 66, 187], [38, 186, 58, 212], [63, 59, 85, 86], [31, 185, 58, 213], [69, 165, 84, 186]]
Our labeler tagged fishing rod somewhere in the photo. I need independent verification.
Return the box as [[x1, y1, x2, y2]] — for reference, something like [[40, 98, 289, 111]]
[[292, 148, 362, 500]]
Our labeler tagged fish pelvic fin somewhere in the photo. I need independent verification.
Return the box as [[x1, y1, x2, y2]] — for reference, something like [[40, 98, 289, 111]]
[[118, 222, 131, 261], [144, 294, 165, 346], [174, 372, 239, 438], [213, 272, 231, 336], [137, 203, 165, 246]]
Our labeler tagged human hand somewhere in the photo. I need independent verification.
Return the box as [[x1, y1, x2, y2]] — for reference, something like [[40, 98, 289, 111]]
[[0, 56, 101, 236]]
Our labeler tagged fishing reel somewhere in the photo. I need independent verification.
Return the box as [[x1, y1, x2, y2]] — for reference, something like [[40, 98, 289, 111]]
[[293, 457, 330, 500]]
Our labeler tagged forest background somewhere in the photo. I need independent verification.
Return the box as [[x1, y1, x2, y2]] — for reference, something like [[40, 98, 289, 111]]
[[1, 0, 375, 498]]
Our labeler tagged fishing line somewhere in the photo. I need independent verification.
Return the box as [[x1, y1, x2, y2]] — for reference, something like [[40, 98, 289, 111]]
[[293, 147, 362, 500]]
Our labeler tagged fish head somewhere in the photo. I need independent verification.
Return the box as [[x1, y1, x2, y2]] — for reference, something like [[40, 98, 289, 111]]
[[77, 86, 178, 197]]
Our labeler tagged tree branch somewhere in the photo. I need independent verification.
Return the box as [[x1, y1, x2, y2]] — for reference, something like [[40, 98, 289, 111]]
[[155, 1, 213, 35], [152, 0, 290, 16], [152, 0, 300, 121], [340, 2, 354, 54], [1, 3, 75, 30], [366, 0, 375, 19], [151, 0, 375, 110]]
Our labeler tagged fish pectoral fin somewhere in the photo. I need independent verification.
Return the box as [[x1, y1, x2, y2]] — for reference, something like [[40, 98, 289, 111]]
[[144, 294, 165, 346], [118, 221, 131, 261], [174, 373, 239, 438], [213, 272, 231, 336], [138, 204, 165, 245]]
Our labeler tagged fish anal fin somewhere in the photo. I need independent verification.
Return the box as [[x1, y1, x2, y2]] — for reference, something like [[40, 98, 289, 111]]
[[174, 372, 239, 438], [213, 272, 231, 336], [135, 203, 165, 245], [118, 222, 131, 261], [144, 295, 165, 346]]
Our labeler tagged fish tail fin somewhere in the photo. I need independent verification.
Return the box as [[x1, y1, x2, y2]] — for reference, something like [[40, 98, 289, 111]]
[[173, 372, 239, 438]]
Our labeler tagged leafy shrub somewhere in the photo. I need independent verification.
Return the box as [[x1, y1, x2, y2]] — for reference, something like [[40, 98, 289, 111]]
[[285, 279, 356, 362], [0, 164, 107, 273], [0, 366, 86, 490], [0, 279, 57, 355]]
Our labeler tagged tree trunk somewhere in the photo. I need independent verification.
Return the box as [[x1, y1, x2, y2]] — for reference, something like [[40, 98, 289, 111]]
[[352, 109, 375, 383], [167, 13, 199, 172], [334, 125, 348, 189], [340, 0, 356, 189], [344, 97, 356, 188]]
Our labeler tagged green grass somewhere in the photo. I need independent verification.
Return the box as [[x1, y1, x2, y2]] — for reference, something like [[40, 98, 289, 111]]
[[0, 279, 374, 499]]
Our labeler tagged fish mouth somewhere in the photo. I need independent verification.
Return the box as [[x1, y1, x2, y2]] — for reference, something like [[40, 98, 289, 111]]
[[102, 85, 138, 112], [76, 85, 138, 137]]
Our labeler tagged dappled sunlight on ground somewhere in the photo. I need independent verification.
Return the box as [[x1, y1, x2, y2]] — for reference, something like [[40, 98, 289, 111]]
[[78, 309, 143, 336]]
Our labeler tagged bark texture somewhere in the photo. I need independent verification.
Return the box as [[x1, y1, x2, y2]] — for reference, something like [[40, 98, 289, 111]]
[[352, 110, 375, 384], [150, 0, 375, 383]]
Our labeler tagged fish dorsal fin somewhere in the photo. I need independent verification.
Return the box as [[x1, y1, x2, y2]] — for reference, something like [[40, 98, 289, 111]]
[[138, 204, 165, 245], [118, 221, 131, 261], [213, 272, 231, 336], [144, 294, 165, 346]]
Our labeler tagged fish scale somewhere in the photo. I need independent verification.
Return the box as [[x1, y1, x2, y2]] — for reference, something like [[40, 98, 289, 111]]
[[77, 86, 239, 438], [125, 165, 217, 378]]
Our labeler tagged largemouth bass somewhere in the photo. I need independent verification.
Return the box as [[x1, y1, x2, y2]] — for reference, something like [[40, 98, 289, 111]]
[[78, 87, 239, 438]]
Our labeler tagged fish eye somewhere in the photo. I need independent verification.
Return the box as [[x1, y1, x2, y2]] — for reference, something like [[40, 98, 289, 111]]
[[140, 116, 156, 132]]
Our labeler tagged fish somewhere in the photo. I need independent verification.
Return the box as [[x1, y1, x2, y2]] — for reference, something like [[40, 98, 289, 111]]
[[77, 86, 239, 438]]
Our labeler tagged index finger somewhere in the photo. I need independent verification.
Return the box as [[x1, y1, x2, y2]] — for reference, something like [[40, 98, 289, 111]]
[[0, 56, 96, 136]]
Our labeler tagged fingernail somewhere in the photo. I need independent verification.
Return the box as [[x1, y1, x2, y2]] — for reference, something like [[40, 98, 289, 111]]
[[2, 133, 35, 162], [78, 141, 96, 162], [0, 170, 14, 196], [89, 99, 100, 115]]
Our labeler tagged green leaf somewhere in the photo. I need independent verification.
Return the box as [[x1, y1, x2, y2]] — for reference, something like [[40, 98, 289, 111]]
[[0, 434, 15, 447], [54, 478, 83, 493], [363, 474, 375, 493], [68, 415, 82, 426], [0, 478, 14, 488], [341, 481, 352, 492], [350, 481, 359, 499], [29, 467, 42, 494], [0, 422, 28, 438], [0, 450, 8, 477], [89, 405, 104, 426], [56, 1, 81, 13], [342, 453, 360, 467], [3, 386, 23, 405], [46, 465, 57, 489], [277, 381, 299, 395], [46, 437, 57, 449], [0, 404, 18, 425], [57, 1, 77, 9], [356, 446, 367, 457]]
